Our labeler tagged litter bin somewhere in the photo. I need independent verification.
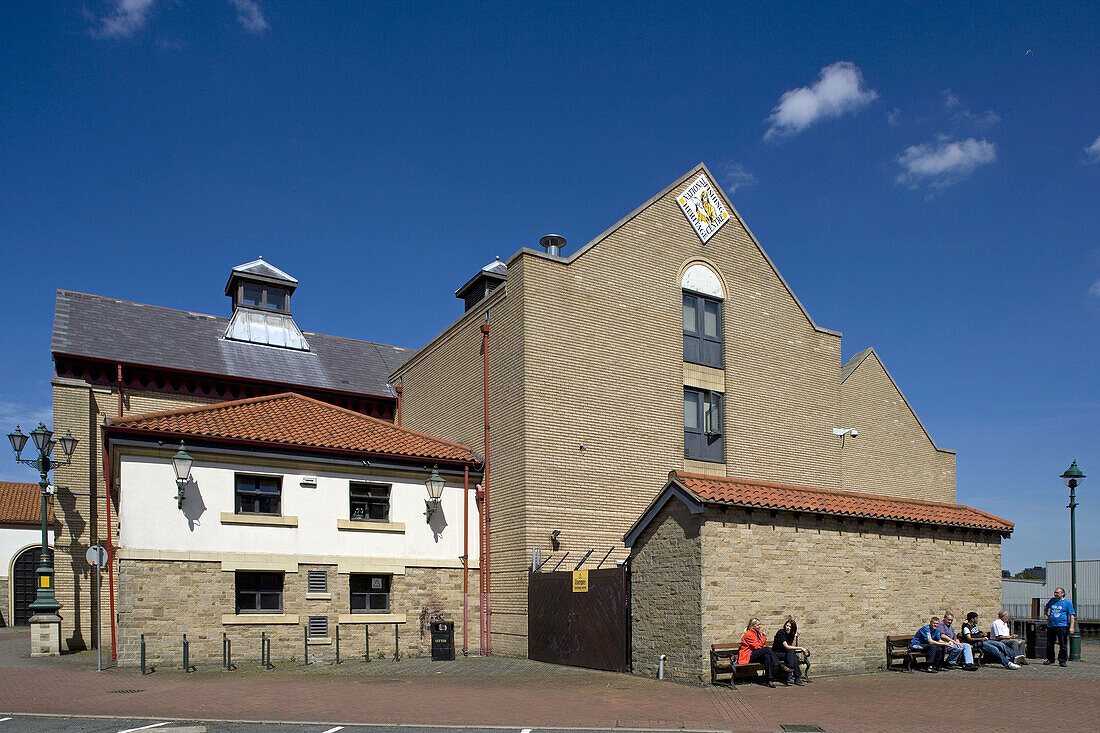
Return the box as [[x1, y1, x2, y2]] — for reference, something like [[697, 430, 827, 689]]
[[1024, 621, 1038, 659], [431, 620, 454, 661]]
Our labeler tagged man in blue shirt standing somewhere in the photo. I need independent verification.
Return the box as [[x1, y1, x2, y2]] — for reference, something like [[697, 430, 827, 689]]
[[1044, 587, 1076, 666]]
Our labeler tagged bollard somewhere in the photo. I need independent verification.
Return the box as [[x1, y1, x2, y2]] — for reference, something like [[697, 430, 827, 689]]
[[223, 632, 233, 671], [183, 634, 191, 673], [335, 625, 341, 665], [303, 625, 309, 665], [658, 653, 666, 680], [261, 631, 267, 669], [393, 623, 399, 661], [140, 634, 147, 675], [365, 626, 370, 662]]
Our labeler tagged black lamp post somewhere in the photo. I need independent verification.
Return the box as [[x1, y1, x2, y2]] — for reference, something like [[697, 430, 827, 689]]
[[1060, 460, 1085, 662], [7, 423, 78, 626]]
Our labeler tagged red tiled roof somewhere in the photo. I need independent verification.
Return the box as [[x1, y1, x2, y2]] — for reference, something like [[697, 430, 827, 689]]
[[671, 471, 1013, 532], [0, 481, 57, 526], [106, 393, 480, 465]]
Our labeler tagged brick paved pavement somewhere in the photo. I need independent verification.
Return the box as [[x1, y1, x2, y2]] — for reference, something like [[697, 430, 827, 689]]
[[0, 629, 1097, 732]]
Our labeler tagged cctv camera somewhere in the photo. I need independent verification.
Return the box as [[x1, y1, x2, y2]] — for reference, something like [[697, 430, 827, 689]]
[[849, 430, 858, 438]]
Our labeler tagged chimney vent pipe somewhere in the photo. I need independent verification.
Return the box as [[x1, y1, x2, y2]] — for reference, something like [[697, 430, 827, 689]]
[[539, 234, 567, 257]]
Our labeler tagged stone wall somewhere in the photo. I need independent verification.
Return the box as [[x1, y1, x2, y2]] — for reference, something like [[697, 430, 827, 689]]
[[116, 559, 480, 666], [698, 506, 1002, 676], [629, 500, 702, 681]]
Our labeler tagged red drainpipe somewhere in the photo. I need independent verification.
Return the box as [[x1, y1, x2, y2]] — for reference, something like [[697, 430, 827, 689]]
[[462, 464, 469, 656], [101, 441, 118, 663], [481, 317, 491, 655], [476, 483, 485, 654], [116, 364, 123, 418]]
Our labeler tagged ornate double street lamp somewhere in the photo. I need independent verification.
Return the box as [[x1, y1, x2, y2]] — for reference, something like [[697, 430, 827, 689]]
[[7, 423, 78, 656], [1060, 460, 1086, 662]]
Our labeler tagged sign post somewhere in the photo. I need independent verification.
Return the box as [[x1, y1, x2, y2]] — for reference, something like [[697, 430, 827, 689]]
[[86, 545, 108, 672]]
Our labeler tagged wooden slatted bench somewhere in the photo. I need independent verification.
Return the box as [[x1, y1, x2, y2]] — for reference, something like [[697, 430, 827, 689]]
[[886, 634, 929, 671], [710, 643, 764, 687]]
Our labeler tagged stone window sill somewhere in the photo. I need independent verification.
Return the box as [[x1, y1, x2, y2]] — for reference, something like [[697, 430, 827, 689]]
[[220, 512, 298, 527], [336, 519, 405, 533], [337, 612, 407, 625], [306, 637, 332, 645], [306, 593, 332, 601], [222, 613, 300, 625]]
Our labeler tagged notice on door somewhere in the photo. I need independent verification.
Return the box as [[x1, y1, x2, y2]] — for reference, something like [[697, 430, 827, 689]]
[[572, 569, 588, 592]]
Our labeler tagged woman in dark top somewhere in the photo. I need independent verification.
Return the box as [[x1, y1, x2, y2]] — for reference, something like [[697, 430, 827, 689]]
[[771, 617, 808, 685]]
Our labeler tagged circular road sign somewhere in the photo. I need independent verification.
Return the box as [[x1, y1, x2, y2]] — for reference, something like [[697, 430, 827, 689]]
[[86, 545, 108, 567]]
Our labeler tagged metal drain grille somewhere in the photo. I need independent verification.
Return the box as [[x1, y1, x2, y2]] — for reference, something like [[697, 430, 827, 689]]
[[780, 726, 825, 732], [111, 689, 144, 694]]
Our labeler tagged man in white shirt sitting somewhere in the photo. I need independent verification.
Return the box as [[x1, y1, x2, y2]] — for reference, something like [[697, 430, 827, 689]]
[[990, 610, 1027, 663]]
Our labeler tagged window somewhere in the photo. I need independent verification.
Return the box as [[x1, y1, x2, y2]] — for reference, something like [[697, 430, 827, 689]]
[[350, 574, 391, 613], [350, 482, 390, 521], [683, 292, 722, 367], [684, 388, 724, 462], [235, 474, 282, 515], [235, 571, 283, 613], [307, 570, 328, 594], [308, 615, 328, 638], [238, 282, 290, 312]]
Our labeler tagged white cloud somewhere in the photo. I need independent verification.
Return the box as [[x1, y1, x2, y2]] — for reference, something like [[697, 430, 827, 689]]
[[942, 90, 960, 109], [229, 0, 269, 34], [764, 62, 878, 140], [723, 162, 756, 194], [88, 0, 156, 39], [955, 109, 1002, 128], [886, 107, 901, 126], [1086, 136, 1100, 163], [1090, 279, 1100, 297], [0, 401, 53, 434], [896, 136, 997, 189]]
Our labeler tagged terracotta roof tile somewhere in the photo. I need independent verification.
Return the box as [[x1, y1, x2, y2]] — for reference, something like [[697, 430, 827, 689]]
[[0, 481, 57, 526], [671, 471, 1012, 532], [106, 393, 479, 465]]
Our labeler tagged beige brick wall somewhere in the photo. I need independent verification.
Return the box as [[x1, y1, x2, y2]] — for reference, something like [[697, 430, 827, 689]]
[[840, 351, 956, 502], [629, 500, 702, 681], [116, 559, 480, 666], [697, 506, 1001, 676], [52, 379, 217, 651], [396, 165, 961, 657]]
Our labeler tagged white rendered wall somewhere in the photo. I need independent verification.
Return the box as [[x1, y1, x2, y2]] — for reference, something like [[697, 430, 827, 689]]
[[1, 526, 45, 579], [118, 454, 480, 563]]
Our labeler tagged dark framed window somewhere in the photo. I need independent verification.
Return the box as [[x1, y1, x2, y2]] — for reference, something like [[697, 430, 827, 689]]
[[235, 571, 283, 613], [350, 482, 390, 521], [350, 574, 391, 613], [683, 292, 723, 368], [238, 283, 290, 312], [235, 474, 282, 515], [684, 387, 724, 462]]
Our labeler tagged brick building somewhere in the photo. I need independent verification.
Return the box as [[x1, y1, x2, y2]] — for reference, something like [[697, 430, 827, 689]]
[[393, 163, 1011, 660]]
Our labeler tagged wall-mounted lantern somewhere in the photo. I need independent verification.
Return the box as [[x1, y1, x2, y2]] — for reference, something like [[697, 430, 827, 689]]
[[424, 465, 445, 521], [171, 441, 193, 509]]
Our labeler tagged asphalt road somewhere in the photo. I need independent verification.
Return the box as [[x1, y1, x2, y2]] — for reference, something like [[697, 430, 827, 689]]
[[0, 720, 702, 733]]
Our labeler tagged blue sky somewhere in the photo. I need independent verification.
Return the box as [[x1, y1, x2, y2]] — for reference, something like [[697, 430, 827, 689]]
[[1, 1, 1097, 572]]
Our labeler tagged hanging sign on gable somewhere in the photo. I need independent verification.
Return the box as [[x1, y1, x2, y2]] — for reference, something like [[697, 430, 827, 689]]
[[677, 175, 730, 243]]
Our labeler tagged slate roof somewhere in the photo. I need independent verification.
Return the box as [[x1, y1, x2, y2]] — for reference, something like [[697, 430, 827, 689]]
[[0, 481, 57, 526], [52, 290, 415, 398], [105, 392, 480, 465], [670, 471, 1013, 532]]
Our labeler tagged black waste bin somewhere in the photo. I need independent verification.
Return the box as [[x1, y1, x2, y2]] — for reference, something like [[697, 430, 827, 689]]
[[431, 620, 454, 661], [1025, 621, 1037, 659]]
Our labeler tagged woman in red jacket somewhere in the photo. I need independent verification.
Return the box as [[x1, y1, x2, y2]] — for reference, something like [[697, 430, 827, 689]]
[[738, 618, 790, 687]]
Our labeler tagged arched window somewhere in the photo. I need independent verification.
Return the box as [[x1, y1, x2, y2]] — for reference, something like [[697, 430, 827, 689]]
[[681, 264, 724, 368]]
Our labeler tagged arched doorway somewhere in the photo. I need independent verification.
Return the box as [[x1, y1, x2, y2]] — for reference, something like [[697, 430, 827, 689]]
[[12, 546, 52, 627]]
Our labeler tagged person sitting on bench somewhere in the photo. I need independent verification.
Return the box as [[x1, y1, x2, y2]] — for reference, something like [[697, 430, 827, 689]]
[[960, 611, 1020, 669], [910, 616, 954, 672], [739, 617, 790, 687], [772, 616, 807, 685], [938, 612, 979, 670]]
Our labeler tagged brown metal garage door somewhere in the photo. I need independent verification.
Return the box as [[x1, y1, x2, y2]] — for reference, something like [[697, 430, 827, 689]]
[[528, 566, 630, 673]]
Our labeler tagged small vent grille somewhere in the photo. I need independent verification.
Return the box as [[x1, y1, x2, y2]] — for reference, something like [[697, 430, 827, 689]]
[[307, 570, 327, 593], [111, 689, 144, 694], [308, 615, 328, 638]]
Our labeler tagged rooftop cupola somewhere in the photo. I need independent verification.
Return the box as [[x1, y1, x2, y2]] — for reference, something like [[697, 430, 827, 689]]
[[223, 257, 310, 350], [455, 257, 508, 312]]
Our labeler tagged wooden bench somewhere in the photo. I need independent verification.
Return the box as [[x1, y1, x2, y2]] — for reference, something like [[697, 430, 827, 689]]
[[710, 642, 810, 686], [710, 643, 764, 686], [886, 635, 929, 671]]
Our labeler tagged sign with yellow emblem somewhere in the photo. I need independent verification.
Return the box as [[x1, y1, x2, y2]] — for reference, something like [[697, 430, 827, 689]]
[[572, 569, 589, 592], [677, 175, 730, 243]]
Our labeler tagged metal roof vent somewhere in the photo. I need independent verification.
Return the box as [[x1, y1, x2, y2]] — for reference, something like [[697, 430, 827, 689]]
[[539, 234, 566, 257]]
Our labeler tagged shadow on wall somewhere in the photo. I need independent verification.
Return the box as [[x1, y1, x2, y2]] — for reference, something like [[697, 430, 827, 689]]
[[181, 478, 206, 531]]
